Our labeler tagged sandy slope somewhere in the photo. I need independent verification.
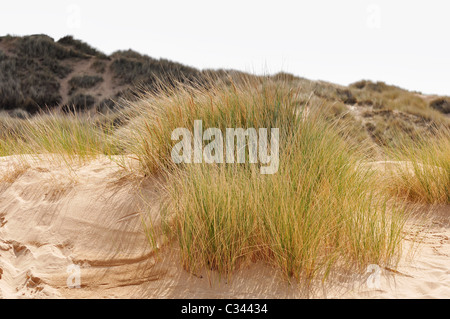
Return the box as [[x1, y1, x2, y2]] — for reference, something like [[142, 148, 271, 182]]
[[0, 155, 158, 298], [0, 156, 448, 298]]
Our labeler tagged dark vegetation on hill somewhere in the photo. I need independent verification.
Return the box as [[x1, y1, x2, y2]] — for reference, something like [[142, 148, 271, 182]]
[[0, 34, 449, 149], [0, 34, 210, 114]]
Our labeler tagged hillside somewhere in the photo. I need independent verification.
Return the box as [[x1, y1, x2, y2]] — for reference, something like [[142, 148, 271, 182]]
[[0, 34, 208, 114], [0, 34, 449, 149]]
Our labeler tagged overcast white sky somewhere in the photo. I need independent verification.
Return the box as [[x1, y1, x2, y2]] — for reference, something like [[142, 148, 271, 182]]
[[1, 1, 449, 95]]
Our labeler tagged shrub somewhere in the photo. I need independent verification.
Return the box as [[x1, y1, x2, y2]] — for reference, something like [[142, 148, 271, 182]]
[[66, 94, 96, 111], [91, 59, 107, 73], [271, 72, 297, 82], [69, 75, 103, 93], [10, 108, 30, 119], [97, 98, 117, 113], [41, 56, 72, 78], [350, 80, 389, 92], [17, 35, 85, 60], [0, 39, 67, 112], [57, 35, 108, 59], [336, 88, 357, 104], [430, 98, 450, 114], [110, 54, 204, 89]]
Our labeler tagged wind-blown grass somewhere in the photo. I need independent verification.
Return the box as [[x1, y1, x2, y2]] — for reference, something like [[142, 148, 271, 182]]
[[162, 121, 405, 280], [118, 79, 300, 174], [0, 111, 118, 158], [123, 79, 406, 281], [385, 129, 450, 204]]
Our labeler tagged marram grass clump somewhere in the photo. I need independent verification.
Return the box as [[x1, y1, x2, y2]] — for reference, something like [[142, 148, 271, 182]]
[[126, 79, 407, 281], [385, 128, 450, 204], [0, 78, 408, 283]]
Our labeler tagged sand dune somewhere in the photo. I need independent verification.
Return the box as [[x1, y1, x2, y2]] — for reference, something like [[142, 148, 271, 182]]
[[0, 155, 158, 298], [0, 156, 448, 298]]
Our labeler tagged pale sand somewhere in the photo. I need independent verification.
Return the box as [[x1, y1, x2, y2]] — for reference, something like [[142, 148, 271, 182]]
[[0, 156, 448, 299]]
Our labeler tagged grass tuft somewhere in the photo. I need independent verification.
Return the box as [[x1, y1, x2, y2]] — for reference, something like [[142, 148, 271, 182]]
[[385, 129, 450, 204]]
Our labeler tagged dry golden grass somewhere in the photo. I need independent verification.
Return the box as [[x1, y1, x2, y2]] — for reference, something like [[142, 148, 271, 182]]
[[5, 77, 446, 283], [120, 79, 407, 281], [384, 128, 450, 204], [0, 110, 118, 159]]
